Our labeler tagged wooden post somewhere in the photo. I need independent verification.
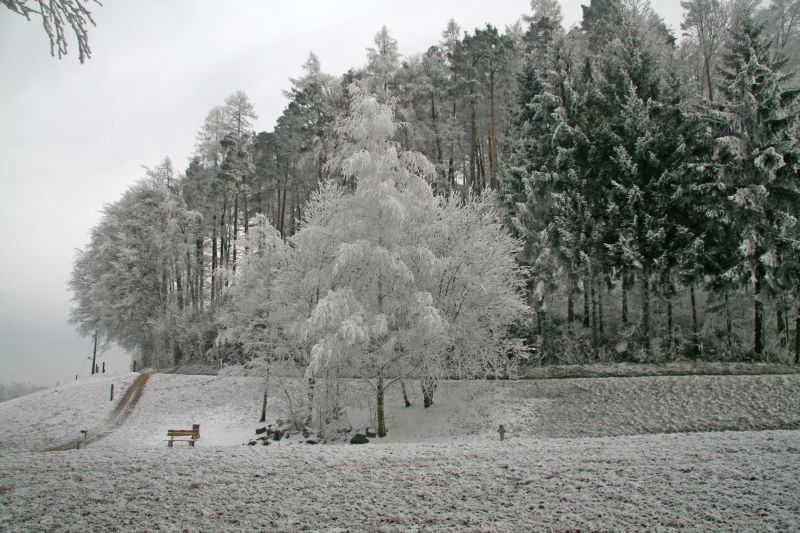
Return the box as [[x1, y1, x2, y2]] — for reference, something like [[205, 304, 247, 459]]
[[133, 360, 137, 372], [80, 430, 88, 448], [102, 362, 105, 373], [110, 384, 114, 401], [259, 384, 268, 423]]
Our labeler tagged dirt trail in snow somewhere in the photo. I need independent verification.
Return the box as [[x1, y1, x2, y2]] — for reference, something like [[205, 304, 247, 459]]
[[46, 373, 150, 451]]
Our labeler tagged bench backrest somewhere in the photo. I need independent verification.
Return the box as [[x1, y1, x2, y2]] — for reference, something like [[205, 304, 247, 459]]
[[167, 426, 200, 438]]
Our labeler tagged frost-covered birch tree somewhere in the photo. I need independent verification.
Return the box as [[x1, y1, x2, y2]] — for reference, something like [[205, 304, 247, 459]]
[[254, 85, 528, 437]]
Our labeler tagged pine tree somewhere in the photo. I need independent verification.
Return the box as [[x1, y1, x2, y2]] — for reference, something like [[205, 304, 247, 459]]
[[702, 13, 800, 356]]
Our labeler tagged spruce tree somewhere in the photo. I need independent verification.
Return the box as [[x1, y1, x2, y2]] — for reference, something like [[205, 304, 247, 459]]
[[703, 13, 800, 357]]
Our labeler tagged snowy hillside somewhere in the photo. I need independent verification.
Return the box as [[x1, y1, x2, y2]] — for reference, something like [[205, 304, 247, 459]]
[[1, 372, 799, 531], [1, 372, 799, 451]]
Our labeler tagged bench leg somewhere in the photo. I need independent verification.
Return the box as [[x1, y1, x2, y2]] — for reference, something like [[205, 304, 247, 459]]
[[168, 440, 173, 447], [189, 440, 195, 447]]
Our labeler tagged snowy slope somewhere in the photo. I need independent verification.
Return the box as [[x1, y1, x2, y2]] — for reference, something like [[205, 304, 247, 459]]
[[1, 372, 799, 450], [0, 372, 138, 450], [1, 371, 800, 531]]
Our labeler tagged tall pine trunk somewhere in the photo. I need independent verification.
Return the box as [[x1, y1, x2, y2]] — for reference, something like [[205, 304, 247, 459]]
[[597, 275, 605, 336], [754, 264, 764, 356], [567, 284, 575, 324], [376, 374, 387, 437], [724, 289, 734, 354], [489, 70, 498, 190], [642, 269, 651, 352], [197, 237, 204, 311], [279, 176, 288, 239], [795, 296, 799, 365], [243, 190, 249, 235], [690, 284, 700, 358], [583, 277, 590, 328], [211, 214, 217, 303], [591, 272, 598, 352], [667, 295, 674, 357], [622, 270, 629, 325], [469, 103, 477, 195], [232, 193, 239, 273]]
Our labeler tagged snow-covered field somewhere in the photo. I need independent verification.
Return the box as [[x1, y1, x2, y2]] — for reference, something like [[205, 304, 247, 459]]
[[1, 371, 799, 531]]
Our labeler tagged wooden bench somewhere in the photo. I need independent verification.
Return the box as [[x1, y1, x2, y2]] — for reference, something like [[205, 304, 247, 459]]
[[166, 424, 200, 447]]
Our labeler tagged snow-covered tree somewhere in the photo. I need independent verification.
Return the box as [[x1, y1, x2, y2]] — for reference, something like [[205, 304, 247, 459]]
[[69, 162, 204, 367], [700, 12, 800, 356], [254, 85, 529, 437], [216, 215, 289, 362]]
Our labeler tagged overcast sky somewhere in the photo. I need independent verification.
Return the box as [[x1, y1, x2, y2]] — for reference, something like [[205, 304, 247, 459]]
[[0, 1, 684, 386]]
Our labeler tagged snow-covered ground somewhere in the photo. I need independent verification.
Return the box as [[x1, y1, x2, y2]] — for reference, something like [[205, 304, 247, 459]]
[[1, 371, 799, 530], [0, 372, 138, 451]]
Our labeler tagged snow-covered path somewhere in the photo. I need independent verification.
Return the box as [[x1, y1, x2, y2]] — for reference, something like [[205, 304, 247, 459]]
[[1, 430, 798, 531]]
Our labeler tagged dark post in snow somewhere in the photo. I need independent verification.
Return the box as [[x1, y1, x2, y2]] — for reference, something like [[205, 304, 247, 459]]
[[498, 424, 506, 441], [110, 384, 114, 401], [102, 362, 105, 373], [90, 331, 97, 375], [80, 430, 88, 448], [259, 381, 268, 423], [133, 360, 137, 372]]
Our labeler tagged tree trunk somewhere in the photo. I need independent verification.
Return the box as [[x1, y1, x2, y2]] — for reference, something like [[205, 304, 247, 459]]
[[725, 289, 734, 354], [376, 375, 387, 437], [232, 192, 239, 273], [279, 176, 288, 240], [704, 53, 715, 102], [795, 296, 799, 365], [567, 284, 574, 323], [477, 137, 487, 191], [667, 295, 674, 358], [431, 93, 443, 166], [469, 103, 477, 196], [197, 237, 204, 311], [642, 269, 651, 352], [219, 199, 227, 295], [421, 376, 437, 408], [211, 215, 217, 303], [597, 274, 605, 336], [489, 69, 498, 190], [175, 265, 183, 311], [690, 283, 700, 358], [91, 331, 97, 375], [243, 190, 249, 236], [400, 380, 411, 407], [306, 376, 316, 425], [754, 265, 764, 356], [591, 273, 598, 351], [622, 270, 629, 325], [583, 277, 590, 328]]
